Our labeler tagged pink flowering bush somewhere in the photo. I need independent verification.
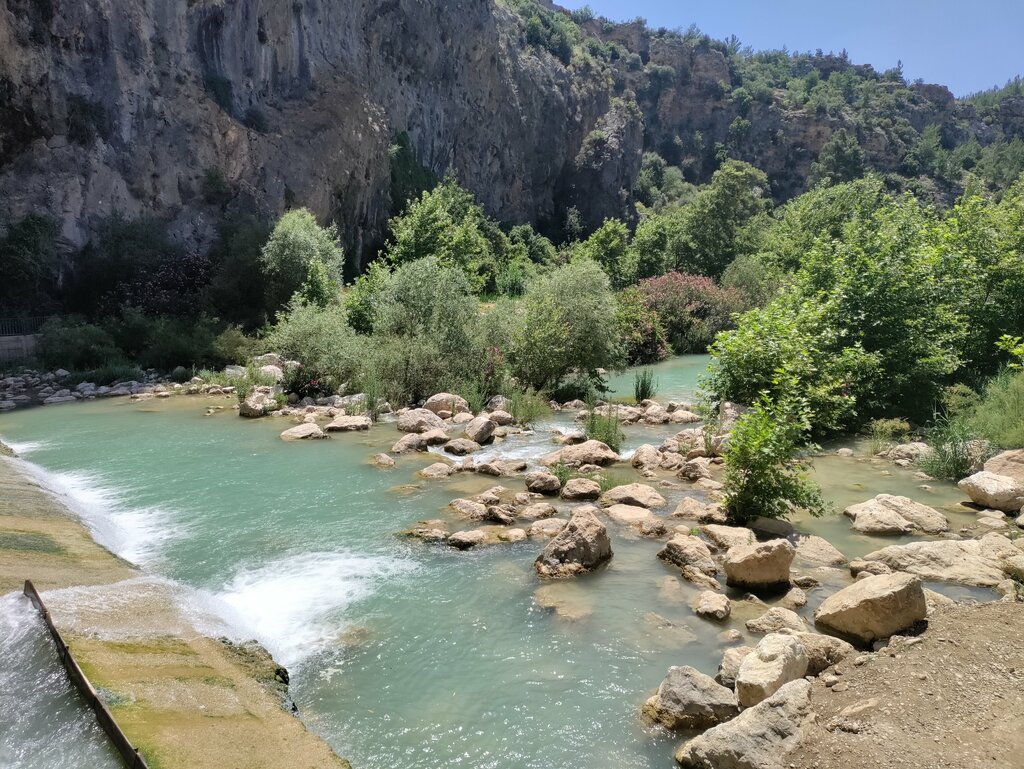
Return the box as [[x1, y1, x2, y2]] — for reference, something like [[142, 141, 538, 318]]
[[636, 272, 746, 353]]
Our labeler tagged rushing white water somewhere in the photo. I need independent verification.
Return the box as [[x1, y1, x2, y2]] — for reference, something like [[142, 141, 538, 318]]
[[0, 594, 120, 769]]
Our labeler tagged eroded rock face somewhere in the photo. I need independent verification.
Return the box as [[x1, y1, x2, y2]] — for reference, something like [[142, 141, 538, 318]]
[[735, 634, 809, 708], [675, 680, 812, 768], [724, 539, 795, 590], [641, 666, 738, 731], [813, 572, 927, 645], [534, 509, 612, 578]]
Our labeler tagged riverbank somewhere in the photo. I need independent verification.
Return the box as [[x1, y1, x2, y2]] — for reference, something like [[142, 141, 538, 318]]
[[0, 450, 350, 769]]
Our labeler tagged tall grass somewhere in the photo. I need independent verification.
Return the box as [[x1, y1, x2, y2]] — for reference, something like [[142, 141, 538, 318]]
[[64, 363, 143, 387], [919, 413, 988, 481], [585, 398, 624, 453], [970, 369, 1024, 449], [509, 387, 548, 426], [457, 380, 487, 415], [634, 368, 658, 402]]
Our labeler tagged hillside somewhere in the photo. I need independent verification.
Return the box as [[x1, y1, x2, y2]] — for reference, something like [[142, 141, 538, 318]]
[[1, 0, 1022, 265]]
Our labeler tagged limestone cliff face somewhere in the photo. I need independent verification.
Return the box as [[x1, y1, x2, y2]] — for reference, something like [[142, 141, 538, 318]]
[[0, 0, 1014, 263], [0, 0, 630, 259]]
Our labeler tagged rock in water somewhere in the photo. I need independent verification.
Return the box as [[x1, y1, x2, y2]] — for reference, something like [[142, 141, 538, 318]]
[[524, 471, 561, 495], [675, 680, 812, 768], [280, 423, 327, 441], [859, 533, 1024, 586], [397, 408, 446, 434], [735, 634, 808, 708], [463, 415, 497, 444], [745, 607, 806, 635], [691, 590, 731, 621], [813, 572, 927, 645], [723, 539, 794, 590], [641, 666, 738, 731], [600, 483, 667, 509], [422, 392, 470, 416], [560, 478, 601, 501], [325, 415, 372, 431], [240, 389, 274, 418], [843, 494, 949, 534], [539, 440, 619, 467], [534, 509, 612, 578], [958, 471, 1024, 513], [658, 534, 718, 576]]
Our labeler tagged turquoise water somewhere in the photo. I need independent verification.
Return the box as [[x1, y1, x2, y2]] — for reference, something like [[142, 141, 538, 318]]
[[0, 356, 983, 768]]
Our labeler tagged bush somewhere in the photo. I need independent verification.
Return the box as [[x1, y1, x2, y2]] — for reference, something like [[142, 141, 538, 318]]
[[211, 325, 256, 367], [969, 369, 1024, 449], [64, 364, 143, 387], [722, 394, 827, 524], [35, 317, 121, 370], [634, 368, 658, 402], [636, 272, 746, 353], [264, 300, 363, 387], [615, 287, 669, 365], [867, 417, 911, 455], [919, 413, 988, 481], [512, 260, 623, 391], [282, 365, 339, 400]]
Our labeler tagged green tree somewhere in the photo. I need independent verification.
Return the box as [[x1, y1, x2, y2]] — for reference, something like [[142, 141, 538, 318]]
[[809, 128, 865, 186], [260, 208, 343, 312], [571, 218, 636, 288], [512, 260, 622, 391], [0, 214, 60, 316]]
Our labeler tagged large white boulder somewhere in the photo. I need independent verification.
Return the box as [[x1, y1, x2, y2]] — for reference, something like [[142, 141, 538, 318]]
[[422, 392, 470, 416], [464, 415, 496, 444], [600, 483, 666, 509], [860, 533, 1024, 587], [658, 534, 717, 576], [397, 408, 446, 434], [958, 470, 1024, 513], [735, 634, 809, 708], [539, 440, 619, 467], [813, 572, 927, 644], [723, 539, 794, 589], [843, 494, 949, 534]]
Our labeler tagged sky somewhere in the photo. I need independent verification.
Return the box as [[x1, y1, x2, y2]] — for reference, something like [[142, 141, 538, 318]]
[[558, 1, 1022, 96]]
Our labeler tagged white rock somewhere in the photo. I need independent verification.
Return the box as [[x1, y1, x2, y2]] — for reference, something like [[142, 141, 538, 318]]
[[814, 572, 927, 644], [735, 634, 809, 708]]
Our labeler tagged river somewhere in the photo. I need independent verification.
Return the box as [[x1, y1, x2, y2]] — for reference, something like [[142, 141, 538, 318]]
[[0, 355, 985, 768]]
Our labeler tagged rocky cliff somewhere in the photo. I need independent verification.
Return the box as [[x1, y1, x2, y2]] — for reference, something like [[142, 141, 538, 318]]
[[0, 0, 1019, 263]]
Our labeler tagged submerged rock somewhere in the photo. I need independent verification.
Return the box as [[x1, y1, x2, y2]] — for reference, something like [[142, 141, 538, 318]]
[[642, 666, 738, 731], [813, 572, 927, 645], [844, 494, 949, 535], [534, 509, 612, 578]]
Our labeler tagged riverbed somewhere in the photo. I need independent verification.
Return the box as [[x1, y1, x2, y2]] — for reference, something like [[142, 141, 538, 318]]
[[0, 355, 985, 768]]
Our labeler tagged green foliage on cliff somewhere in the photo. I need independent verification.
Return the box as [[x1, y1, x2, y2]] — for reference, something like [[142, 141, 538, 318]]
[[260, 208, 343, 310]]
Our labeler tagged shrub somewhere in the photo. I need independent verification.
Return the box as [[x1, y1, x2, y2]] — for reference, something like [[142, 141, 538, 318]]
[[512, 260, 623, 391], [282, 364, 339, 400], [585, 400, 624, 453], [264, 300, 363, 387], [722, 394, 827, 524], [64, 364, 143, 387], [571, 219, 636, 289], [508, 387, 548, 426], [204, 72, 233, 111], [243, 106, 269, 133], [634, 368, 658, 402], [233, 362, 280, 403], [615, 287, 669, 365], [969, 369, 1024, 449], [550, 462, 573, 487], [867, 417, 911, 455], [919, 413, 988, 481], [35, 317, 121, 370], [201, 167, 233, 206], [636, 272, 746, 353], [211, 325, 256, 367], [456, 380, 487, 415]]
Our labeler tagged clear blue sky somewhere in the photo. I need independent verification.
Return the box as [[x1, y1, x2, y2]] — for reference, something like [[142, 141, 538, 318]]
[[559, 1, 1022, 96]]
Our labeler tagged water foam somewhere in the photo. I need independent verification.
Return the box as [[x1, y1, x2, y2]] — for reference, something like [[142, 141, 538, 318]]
[[2, 438, 51, 455], [213, 550, 415, 668], [11, 458, 181, 567]]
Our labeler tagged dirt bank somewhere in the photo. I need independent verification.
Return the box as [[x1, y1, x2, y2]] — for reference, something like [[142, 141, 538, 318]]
[[789, 601, 1024, 769], [0, 453, 350, 769]]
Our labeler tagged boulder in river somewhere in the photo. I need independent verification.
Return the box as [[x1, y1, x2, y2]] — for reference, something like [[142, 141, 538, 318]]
[[745, 607, 806, 635], [715, 645, 753, 688], [397, 408, 446, 434], [560, 478, 601, 501], [443, 438, 481, 456], [658, 534, 717, 576], [534, 508, 612, 578], [813, 572, 927, 645], [778, 630, 855, 676], [391, 433, 426, 454], [958, 470, 1024, 513], [419, 462, 454, 480], [600, 483, 666, 509], [843, 494, 949, 535], [325, 415, 372, 432], [240, 389, 275, 418], [539, 440, 619, 468], [641, 666, 738, 731], [280, 423, 327, 441], [859, 532, 1024, 587], [675, 680, 812, 768], [423, 392, 470, 416], [631, 444, 664, 472], [525, 471, 561, 495], [793, 534, 847, 566], [700, 524, 756, 551], [464, 416, 497, 444], [691, 590, 731, 621], [735, 634, 809, 708], [724, 539, 794, 590]]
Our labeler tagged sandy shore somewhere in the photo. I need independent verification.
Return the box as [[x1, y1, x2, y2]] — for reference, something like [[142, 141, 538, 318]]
[[0, 450, 350, 769]]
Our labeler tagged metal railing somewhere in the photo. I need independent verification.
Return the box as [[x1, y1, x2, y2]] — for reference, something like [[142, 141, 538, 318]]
[[0, 316, 51, 337], [23, 580, 150, 769]]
